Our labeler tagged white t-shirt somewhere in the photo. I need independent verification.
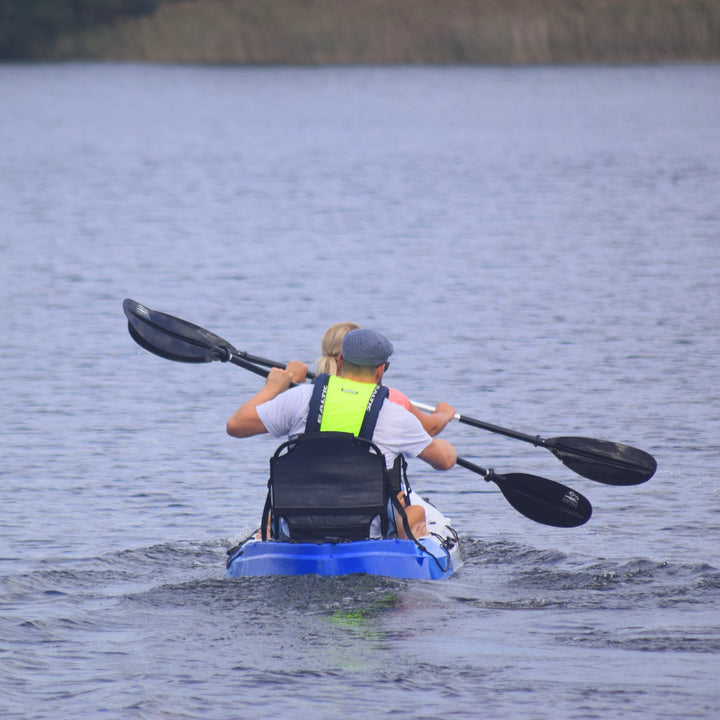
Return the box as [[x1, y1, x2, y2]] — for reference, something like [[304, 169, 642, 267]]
[[256, 384, 432, 468]]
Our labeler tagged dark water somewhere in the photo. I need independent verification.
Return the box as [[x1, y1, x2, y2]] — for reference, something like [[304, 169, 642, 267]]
[[1, 63, 719, 719]]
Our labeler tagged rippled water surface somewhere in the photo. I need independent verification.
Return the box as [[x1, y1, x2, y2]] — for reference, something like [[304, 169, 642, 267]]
[[2, 63, 719, 719]]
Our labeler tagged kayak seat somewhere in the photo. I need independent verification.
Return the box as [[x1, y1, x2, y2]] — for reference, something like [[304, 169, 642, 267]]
[[264, 431, 390, 542]]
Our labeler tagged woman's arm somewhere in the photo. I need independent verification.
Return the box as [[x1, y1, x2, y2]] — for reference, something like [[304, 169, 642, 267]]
[[407, 401, 456, 437]]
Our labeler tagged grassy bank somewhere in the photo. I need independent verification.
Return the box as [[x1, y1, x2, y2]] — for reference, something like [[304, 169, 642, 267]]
[[45, 0, 720, 64]]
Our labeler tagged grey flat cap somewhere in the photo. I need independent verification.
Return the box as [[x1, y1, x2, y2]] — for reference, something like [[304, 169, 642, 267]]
[[342, 329, 393, 367]]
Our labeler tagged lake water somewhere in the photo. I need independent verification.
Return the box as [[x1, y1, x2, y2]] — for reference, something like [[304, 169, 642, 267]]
[[1, 63, 719, 719]]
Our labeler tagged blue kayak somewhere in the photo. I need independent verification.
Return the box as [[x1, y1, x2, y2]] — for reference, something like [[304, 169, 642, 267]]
[[226, 495, 460, 580]]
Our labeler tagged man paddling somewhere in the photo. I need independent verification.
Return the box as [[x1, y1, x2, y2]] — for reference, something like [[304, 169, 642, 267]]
[[227, 328, 457, 538], [316, 321, 457, 436]]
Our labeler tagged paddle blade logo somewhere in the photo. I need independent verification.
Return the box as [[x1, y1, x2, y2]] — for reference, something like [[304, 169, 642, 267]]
[[561, 490, 580, 510]]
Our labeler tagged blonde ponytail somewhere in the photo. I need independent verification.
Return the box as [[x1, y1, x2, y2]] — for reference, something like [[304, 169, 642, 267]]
[[315, 321, 360, 375]]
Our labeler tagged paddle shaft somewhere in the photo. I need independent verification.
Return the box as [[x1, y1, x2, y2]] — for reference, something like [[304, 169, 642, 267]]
[[221, 349, 303, 388], [227, 352, 273, 379], [412, 401, 544, 445], [233, 350, 317, 380], [456, 455, 499, 479]]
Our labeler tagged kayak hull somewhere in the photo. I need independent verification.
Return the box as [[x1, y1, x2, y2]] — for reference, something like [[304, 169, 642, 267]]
[[226, 493, 459, 580], [226, 535, 458, 580]]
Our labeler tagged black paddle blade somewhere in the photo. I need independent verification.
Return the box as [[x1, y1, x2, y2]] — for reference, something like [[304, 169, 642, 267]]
[[491, 472, 593, 528], [546, 436, 657, 486], [123, 298, 234, 364]]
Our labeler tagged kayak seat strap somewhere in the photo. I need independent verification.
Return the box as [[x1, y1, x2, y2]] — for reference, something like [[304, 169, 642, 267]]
[[266, 431, 390, 542]]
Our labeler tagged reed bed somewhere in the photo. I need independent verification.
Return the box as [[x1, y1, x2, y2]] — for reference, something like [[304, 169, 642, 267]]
[[46, 0, 720, 64]]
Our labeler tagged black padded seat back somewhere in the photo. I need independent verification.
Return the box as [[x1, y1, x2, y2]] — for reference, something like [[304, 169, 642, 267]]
[[269, 432, 389, 542]]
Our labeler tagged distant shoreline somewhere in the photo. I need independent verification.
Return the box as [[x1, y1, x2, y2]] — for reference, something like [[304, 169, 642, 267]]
[[42, 0, 720, 65]]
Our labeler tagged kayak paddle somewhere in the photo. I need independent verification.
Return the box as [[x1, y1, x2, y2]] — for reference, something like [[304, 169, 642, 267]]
[[456, 457, 591, 528], [411, 401, 656, 486], [123, 298, 593, 528], [123, 298, 279, 380]]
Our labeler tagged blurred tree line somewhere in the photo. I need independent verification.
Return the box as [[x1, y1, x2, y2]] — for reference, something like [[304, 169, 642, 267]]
[[3, 0, 718, 64], [0, 0, 172, 58]]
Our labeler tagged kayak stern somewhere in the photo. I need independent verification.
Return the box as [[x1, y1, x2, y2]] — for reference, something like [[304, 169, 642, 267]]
[[226, 535, 458, 580]]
